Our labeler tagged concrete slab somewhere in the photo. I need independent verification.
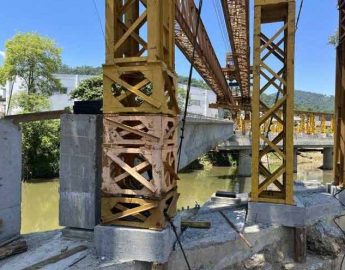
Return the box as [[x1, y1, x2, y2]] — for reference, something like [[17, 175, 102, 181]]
[[62, 227, 94, 241], [60, 192, 99, 230], [0, 120, 21, 246], [248, 191, 342, 227], [94, 216, 181, 264], [59, 114, 102, 230], [0, 205, 21, 246]]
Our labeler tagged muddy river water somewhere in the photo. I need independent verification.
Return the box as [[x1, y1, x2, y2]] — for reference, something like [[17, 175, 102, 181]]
[[21, 152, 333, 234]]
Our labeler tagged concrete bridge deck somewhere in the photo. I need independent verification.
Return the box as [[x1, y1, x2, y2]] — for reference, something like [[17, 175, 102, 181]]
[[218, 134, 333, 150], [178, 115, 233, 169], [218, 134, 334, 177]]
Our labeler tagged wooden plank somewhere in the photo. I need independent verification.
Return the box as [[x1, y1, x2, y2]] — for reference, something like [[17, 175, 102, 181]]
[[181, 221, 211, 229], [3, 109, 69, 123], [23, 245, 88, 270], [0, 240, 28, 260], [294, 227, 307, 263]]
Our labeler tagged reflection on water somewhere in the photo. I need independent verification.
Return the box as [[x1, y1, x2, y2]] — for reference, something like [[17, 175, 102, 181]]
[[21, 152, 333, 233], [21, 179, 61, 234], [178, 167, 250, 209]]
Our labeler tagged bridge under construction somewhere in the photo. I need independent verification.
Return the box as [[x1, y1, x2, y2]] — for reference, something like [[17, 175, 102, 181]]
[[2, 0, 345, 269]]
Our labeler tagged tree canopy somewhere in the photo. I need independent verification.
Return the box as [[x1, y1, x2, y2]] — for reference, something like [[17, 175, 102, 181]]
[[58, 64, 102, 75], [70, 75, 103, 101], [0, 32, 62, 95], [11, 91, 60, 179]]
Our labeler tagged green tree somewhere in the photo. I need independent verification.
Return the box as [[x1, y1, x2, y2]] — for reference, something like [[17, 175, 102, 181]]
[[70, 75, 103, 101], [0, 32, 62, 95], [58, 64, 102, 75], [69, 76, 189, 111], [329, 30, 339, 47], [11, 91, 60, 180]]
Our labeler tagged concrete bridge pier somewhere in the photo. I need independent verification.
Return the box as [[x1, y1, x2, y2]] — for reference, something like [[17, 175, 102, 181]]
[[237, 149, 252, 177], [323, 147, 333, 170]]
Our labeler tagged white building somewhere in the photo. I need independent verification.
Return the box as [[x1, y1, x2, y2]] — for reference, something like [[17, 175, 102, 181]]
[[0, 74, 219, 118], [1, 74, 93, 115]]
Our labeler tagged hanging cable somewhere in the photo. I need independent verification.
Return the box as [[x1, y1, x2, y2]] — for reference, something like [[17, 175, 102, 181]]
[[91, 0, 105, 39], [177, 0, 204, 170], [165, 213, 191, 270], [296, 0, 304, 31], [212, 0, 230, 52], [6, 81, 14, 116]]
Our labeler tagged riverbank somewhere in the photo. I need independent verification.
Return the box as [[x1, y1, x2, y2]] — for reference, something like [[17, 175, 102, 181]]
[[3, 183, 345, 270]]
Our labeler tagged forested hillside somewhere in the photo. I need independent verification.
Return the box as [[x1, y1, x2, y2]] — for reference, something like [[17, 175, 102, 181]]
[[261, 90, 334, 113]]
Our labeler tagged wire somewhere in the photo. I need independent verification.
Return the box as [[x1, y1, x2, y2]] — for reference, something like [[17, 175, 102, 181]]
[[165, 214, 191, 270], [177, 0, 204, 170], [6, 81, 14, 115], [212, 0, 230, 52], [91, 0, 105, 39], [296, 0, 304, 31]]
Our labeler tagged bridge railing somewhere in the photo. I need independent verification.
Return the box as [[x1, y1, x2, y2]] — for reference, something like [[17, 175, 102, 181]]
[[234, 111, 335, 136]]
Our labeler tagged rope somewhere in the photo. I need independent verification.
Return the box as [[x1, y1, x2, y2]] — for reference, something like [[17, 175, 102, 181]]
[[177, 0, 204, 170]]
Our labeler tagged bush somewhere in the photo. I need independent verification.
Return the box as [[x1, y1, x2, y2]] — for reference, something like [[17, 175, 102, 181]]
[[11, 91, 60, 180]]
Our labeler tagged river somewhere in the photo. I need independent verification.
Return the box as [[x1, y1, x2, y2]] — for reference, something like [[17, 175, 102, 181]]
[[21, 151, 333, 234]]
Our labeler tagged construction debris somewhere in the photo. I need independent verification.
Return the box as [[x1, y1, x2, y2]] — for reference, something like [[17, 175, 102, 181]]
[[0, 240, 28, 260]]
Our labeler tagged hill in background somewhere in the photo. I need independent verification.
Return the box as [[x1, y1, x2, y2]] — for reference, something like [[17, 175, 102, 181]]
[[262, 90, 334, 113]]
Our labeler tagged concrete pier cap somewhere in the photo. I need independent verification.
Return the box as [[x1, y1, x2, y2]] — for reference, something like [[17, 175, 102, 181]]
[[94, 215, 181, 264]]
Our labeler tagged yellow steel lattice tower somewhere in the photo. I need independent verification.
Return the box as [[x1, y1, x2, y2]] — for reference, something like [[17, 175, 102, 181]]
[[251, 0, 295, 204], [101, 0, 179, 230]]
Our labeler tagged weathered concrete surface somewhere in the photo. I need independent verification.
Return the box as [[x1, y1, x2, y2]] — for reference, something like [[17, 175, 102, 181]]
[[237, 149, 251, 177], [59, 114, 102, 229], [322, 147, 333, 170], [94, 216, 181, 264], [178, 116, 233, 169], [168, 203, 294, 270], [248, 183, 342, 227], [3, 188, 345, 270], [220, 134, 333, 150], [0, 119, 21, 246]]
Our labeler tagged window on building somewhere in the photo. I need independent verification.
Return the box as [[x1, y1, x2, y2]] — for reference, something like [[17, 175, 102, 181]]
[[190, 99, 201, 106], [60, 87, 68, 94]]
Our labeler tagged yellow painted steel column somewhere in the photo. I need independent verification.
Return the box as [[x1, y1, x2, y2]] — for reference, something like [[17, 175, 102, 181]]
[[251, 0, 295, 204]]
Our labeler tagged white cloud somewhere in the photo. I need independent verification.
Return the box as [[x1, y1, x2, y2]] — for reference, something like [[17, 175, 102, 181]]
[[0, 51, 5, 58]]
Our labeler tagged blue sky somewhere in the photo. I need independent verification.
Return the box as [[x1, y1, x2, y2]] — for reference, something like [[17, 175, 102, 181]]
[[0, 0, 339, 95]]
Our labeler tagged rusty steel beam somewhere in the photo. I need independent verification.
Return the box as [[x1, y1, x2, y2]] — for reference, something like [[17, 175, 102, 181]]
[[221, 0, 250, 100], [175, 0, 233, 105]]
